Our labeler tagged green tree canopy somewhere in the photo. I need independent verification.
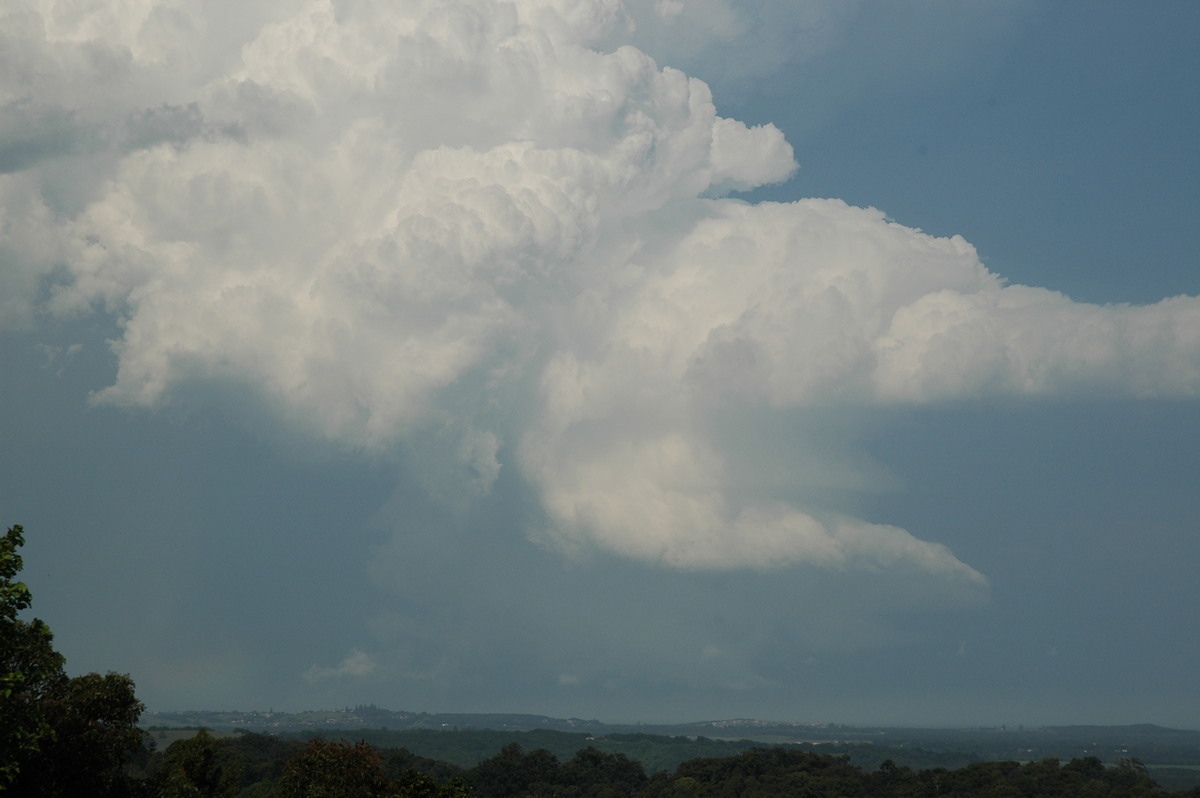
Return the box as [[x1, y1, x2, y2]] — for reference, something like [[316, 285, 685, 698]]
[[154, 728, 241, 797], [1, 524, 65, 787], [1, 524, 146, 796], [272, 738, 399, 798]]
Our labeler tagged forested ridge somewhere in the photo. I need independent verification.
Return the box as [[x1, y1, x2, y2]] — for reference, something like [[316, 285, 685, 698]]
[[6, 524, 1200, 797], [34, 729, 1200, 797]]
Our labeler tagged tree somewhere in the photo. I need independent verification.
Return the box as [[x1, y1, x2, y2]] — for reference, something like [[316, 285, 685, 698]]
[[19, 670, 146, 796], [561, 747, 647, 797], [154, 729, 240, 797], [272, 738, 398, 798], [468, 743, 562, 798], [1, 524, 146, 796], [394, 768, 472, 798], [1, 524, 65, 787]]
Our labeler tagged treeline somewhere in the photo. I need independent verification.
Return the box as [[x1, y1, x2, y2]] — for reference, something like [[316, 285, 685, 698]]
[[301, 728, 978, 774], [131, 732, 1200, 797]]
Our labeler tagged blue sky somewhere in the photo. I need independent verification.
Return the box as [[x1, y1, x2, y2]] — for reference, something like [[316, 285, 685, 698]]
[[2, 1, 1199, 727]]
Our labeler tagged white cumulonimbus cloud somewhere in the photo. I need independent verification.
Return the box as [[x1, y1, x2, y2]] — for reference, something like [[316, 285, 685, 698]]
[[3, 0, 1198, 581]]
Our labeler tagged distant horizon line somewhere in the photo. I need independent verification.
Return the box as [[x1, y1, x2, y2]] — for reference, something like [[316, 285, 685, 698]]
[[137, 706, 1198, 734]]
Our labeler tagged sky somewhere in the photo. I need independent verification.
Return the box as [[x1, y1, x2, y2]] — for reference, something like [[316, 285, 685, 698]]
[[2, 0, 1199, 729]]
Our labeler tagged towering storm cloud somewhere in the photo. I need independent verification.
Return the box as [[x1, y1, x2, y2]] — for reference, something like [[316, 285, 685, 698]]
[[4, 0, 1198, 587]]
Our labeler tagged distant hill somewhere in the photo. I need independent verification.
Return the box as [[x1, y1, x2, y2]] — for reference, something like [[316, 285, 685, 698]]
[[144, 706, 613, 735], [141, 707, 883, 745], [142, 709, 1200, 763], [140, 708, 1200, 790]]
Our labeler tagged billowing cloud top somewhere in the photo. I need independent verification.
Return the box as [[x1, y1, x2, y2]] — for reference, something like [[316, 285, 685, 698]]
[[3, 0, 1198, 580]]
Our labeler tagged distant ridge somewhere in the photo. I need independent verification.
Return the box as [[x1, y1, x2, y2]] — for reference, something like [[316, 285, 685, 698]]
[[1043, 723, 1187, 734], [144, 707, 615, 734], [141, 706, 1197, 740], [140, 707, 1200, 784]]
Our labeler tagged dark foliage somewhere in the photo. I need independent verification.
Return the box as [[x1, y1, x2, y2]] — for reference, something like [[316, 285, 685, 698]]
[[272, 738, 398, 797], [2, 525, 147, 797], [465, 743, 648, 798]]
